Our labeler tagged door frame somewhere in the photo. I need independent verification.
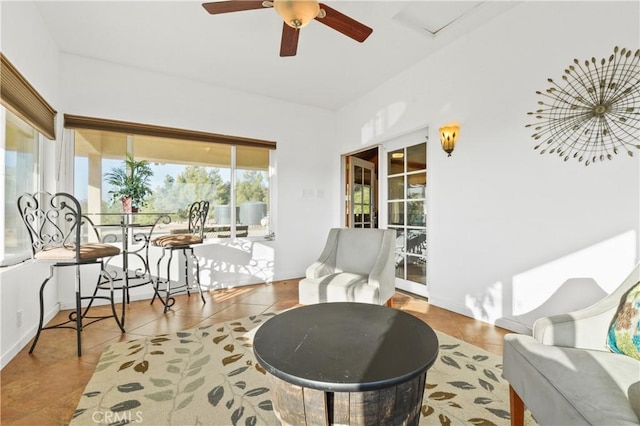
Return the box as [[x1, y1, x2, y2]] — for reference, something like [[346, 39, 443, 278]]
[[341, 146, 380, 229], [340, 126, 430, 298], [347, 156, 376, 228], [379, 127, 430, 298]]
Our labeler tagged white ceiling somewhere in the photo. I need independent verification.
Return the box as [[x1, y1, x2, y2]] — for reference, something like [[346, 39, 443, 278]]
[[33, 1, 518, 111]]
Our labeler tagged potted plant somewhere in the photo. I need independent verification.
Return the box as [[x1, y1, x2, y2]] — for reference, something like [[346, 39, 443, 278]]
[[104, 153, 154, 213]]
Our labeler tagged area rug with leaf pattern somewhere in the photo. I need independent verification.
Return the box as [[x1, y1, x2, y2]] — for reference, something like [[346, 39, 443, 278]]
[[71, 311, 535, 425]]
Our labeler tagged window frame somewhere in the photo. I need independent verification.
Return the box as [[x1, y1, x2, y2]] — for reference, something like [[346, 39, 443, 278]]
[[1, 107, 45, 267], [67, 115, 276, 240]]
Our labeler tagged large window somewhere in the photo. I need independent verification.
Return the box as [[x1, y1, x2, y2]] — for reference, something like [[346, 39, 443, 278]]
[[73, 127, 273, 239], [1, 108, 41, 266], [0, 54, 55, 266]]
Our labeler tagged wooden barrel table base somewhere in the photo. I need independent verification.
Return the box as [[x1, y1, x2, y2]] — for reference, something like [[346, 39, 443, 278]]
[[253, 303, 439, 426], [268, 371, 426, 426]]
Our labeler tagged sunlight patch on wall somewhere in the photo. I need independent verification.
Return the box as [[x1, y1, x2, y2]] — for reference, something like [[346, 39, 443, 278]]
[[360, 102, 406, 145], [200, 240, 274, 289], [465, 280, 503, 323], [512, 230, 637, 316]]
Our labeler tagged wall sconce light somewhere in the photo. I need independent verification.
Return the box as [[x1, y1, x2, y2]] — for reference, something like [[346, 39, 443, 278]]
[[439, 123, 460, 157]]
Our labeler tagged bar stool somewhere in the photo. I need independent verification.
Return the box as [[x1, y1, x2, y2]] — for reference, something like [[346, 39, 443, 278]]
[[17, 192, 125, 356], [151, 201, 209, 312]]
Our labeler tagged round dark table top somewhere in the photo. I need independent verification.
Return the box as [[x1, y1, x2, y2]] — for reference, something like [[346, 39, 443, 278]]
[[253, 302, 439, 392]]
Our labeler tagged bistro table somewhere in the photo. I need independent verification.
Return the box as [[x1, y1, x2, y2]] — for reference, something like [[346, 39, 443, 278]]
[[87, 212, 171, 326], [253, 302, 439, 425]]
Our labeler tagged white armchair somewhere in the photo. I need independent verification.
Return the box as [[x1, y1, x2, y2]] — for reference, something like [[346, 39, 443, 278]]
[[298, 228, 397, 306], [503, 263, 640, 425]]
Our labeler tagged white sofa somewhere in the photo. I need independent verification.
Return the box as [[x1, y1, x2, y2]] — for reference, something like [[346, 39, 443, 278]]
[[503, 263, 640, 425], [298, 228, 396, 306]]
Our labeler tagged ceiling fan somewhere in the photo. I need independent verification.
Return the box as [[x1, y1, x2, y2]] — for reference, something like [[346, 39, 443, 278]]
[[201, 0, 373, 57]]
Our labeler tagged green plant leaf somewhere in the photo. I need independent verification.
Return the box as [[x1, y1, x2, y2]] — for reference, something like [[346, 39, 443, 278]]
[[176, 394, 193, 410], [167, 364, 181, 374], [188, 355, 211, 370], [95, 361, 116, 372], [187, 367, 202, 377], [145, 390, 174, 402], [183, 377, 205, 393], [150, 378, 173, 387]]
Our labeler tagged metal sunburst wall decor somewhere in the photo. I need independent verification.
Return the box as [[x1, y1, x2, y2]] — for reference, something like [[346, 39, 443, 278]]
[[526, 46, 640, 166]]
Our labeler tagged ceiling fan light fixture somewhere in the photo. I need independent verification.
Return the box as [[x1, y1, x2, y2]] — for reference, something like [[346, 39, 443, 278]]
[[273, 0, 320, 28]]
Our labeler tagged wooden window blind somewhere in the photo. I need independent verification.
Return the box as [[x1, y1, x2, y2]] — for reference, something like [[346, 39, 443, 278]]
[[0, 53, 57, 140], [64, 114, 276, 150]]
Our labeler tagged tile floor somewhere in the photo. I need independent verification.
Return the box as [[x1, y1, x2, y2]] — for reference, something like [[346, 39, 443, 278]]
[[0, 279, 512, 425]]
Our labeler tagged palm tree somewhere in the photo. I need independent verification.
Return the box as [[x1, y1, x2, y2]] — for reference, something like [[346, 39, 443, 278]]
[[104, 153, 154, 212]]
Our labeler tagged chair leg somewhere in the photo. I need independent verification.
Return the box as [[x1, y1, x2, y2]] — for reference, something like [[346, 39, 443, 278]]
[[75, 265, 83, 357], [183, 248, 191, 297], [29, 265, 55, 354], [163, 250, 175, 313], [189, 248, 206, 305], [509, 385, 525, 426], [102, 266, 125, 332], [151, 249, 168, 307]]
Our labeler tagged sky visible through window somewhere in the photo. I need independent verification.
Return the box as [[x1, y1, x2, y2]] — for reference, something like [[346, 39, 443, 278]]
[[74, 157, 231, 202]]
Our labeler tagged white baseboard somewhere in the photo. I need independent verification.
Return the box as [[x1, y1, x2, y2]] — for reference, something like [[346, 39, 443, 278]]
[[0, 304, 58, 369]]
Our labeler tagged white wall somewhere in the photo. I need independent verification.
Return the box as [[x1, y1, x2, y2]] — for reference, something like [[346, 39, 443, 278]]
[[0, 3, 340, 367], [335, 1, 640, 332], [59, 53, 340, 283], [0, 1, 64, 367], [2, 0, 639, 367]]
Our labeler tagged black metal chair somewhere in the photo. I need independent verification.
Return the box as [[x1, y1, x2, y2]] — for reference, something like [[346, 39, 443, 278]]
[[17, 192, 125, 356], [151, 201, 209, 312]]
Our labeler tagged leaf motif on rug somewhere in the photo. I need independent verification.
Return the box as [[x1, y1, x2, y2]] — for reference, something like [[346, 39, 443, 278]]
[[71, 311, 535, 425]]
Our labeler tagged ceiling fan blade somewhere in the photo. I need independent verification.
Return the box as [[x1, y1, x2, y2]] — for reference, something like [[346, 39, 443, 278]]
[[280, 23, 299, 57], [315, 3, 372, 43], [202, 1, 267, 15]]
